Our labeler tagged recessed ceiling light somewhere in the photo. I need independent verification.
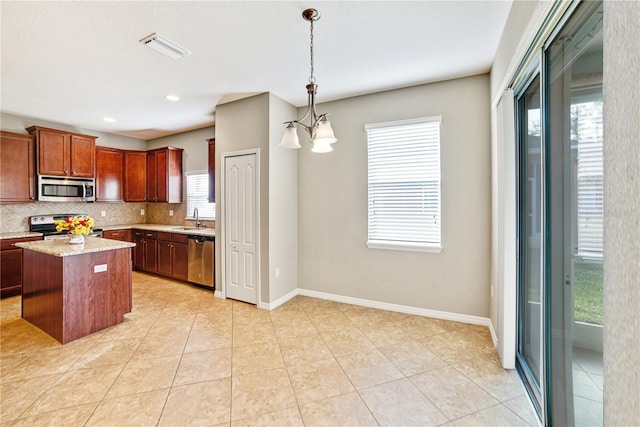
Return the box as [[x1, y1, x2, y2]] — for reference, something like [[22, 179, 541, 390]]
[[166, 95, 180, 101], [104, 117, 116, 122]]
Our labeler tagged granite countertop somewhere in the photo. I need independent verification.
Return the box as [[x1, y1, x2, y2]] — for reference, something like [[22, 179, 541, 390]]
[[15, 236, 135, 257], [102, 224, 216, 238], [0, 231, 43, 240], [1, 224, 215, 240]]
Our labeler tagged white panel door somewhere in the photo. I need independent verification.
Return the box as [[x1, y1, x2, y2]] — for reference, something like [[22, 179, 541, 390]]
[[225, 153, 257, 304]]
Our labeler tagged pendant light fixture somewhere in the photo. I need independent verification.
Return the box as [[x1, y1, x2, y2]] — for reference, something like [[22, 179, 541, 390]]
[[280, 8, 337, 153]]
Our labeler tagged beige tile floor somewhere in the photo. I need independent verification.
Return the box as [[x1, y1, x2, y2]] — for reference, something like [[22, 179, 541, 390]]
[[1, 272, 538, 426]]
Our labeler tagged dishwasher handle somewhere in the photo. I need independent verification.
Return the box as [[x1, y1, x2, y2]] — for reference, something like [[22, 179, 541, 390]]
[[187, 235, 214, 243]]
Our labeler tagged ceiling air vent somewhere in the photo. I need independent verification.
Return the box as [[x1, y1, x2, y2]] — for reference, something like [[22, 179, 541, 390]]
[[139, 33, 192, 59]]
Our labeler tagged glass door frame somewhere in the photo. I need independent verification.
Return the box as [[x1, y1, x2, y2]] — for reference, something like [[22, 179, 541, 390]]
[[514, 63, 546, 424]]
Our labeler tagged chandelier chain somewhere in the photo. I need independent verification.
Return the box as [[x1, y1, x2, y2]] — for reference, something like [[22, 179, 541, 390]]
[[309, 19, 315, 84]]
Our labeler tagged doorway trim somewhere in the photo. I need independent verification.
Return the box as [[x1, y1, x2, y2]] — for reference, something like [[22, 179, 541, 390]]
[[219, 148, 261, 306]]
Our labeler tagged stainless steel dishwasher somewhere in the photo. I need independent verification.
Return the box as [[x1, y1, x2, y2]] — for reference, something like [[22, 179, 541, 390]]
[[187, 235, 214, 288]]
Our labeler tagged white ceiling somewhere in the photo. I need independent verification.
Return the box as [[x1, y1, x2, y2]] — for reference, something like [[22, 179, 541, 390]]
[[1, 1, 512, 140]]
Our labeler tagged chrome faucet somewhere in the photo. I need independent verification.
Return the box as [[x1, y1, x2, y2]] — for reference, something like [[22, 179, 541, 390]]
[[194, 207, 203, 228]]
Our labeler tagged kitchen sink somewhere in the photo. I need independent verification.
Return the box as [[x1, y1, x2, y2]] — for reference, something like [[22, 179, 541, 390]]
[[172, 227, 201, 231]]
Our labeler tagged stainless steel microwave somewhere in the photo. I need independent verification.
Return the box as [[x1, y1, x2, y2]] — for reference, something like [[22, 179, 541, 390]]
[[38, 176, 95, 202]]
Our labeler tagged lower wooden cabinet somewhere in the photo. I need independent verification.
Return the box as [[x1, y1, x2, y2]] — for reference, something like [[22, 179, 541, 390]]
[[1, 236, 43, 298], [103, 229, 133, 263], [132, 230, 157, 272], [157, 232, 188, 281]]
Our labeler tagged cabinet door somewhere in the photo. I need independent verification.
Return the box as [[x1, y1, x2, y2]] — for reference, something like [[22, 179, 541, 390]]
[[0, 248, 22, 298], [146, 151, 158, 202], [124, 151, 147, 202], [95, 147, 124, 201], [172, 233, 188, 281], [155, 150, 168, 202], [1, 237, 42, 298], [143, 233, 158, 272], [166, 148, 183, 203], [208, 138, 215, 203], [157, 240, 173, 276], [70, 135, 95, 177], [133, 232, 145, 270], [0, 131, 35, 202], [38, 129, 69, 176]]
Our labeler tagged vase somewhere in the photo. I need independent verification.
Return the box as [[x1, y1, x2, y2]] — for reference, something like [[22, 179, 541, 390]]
[[69, 234, 85, 245]]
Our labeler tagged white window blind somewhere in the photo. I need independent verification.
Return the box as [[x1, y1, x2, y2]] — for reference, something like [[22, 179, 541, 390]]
[[186, 172, 215, 219], [365, 116, 442, 252]]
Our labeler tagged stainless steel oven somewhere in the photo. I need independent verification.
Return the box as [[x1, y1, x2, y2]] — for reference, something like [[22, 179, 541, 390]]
[[29, 214, 102, 239], [38, 176, 95, 202]]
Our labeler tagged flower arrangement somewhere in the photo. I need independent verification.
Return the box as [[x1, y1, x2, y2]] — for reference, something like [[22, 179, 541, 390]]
[[55, 215, 95, 237]]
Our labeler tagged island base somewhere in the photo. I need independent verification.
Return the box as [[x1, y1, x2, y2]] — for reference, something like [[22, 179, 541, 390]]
[[22, 247, 132, 344]]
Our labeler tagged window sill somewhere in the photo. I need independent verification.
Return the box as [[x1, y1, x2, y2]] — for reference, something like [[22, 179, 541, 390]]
[[366, 240, 443, 253]]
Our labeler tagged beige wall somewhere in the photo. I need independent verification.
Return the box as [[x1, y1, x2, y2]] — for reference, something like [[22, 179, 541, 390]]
[[603, 0, 640, 423], [298, 75, 492, 317], [214, 93, 271, 304], [214, 93, 299, 305], [267, 94, 298, 302]]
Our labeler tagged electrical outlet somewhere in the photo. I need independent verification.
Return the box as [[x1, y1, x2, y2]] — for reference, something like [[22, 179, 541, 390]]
[[169, 210, 174, 216], [100, 211, 106, 217], [276, 268, 280, 278], [140, 209, 145, 216]]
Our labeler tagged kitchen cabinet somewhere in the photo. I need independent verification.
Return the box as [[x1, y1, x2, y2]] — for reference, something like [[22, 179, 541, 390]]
[[95, 147, 124, 201], [103, 229, 133, 263], [27, 126, 96, 178], [1, 236, 43, 298], [124, 150, 147, 202], [208, 138, 215, 203], [102, 229, 132, 242], [157, 232, 188, 281], [0, 131, 35, 202], [133, 229, 157, 272], [147, 147, 183, 203]]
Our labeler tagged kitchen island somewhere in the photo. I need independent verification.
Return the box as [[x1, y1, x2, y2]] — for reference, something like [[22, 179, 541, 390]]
[[15, 237, 135, 344]]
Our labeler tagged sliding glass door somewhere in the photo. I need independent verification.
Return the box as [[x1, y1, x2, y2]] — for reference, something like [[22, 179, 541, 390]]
[[515, 1, 603, 425], [545, 2, 603, 425]]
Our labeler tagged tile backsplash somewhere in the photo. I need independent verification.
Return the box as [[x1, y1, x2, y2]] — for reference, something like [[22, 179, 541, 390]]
[[0, 202, 214, 233], [1, 202, 146, 233]]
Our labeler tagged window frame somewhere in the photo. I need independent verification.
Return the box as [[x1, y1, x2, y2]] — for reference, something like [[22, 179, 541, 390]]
[[365, 116, 443, 253], [185, 170, 216, 220]]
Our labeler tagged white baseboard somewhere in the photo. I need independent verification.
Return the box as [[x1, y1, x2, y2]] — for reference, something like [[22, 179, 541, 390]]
[[226, 286, 494, 334], [214, 290, 225, 299], [258, 288, 299, 310], [488, 321, 499, 348], [296, 288, 492, 328]]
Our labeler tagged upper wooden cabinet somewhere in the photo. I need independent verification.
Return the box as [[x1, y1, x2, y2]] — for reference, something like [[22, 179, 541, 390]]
[[95, 147, 124, 202], [0, 131, 35, 202], [124, 150, 147, 202], [27, 126, 96, 177], [208, 138, 215, 203], [147, 147, 183, 203]]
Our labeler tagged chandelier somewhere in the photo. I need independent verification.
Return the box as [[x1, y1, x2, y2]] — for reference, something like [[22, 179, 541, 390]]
[[279, 8, 338, 154]]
